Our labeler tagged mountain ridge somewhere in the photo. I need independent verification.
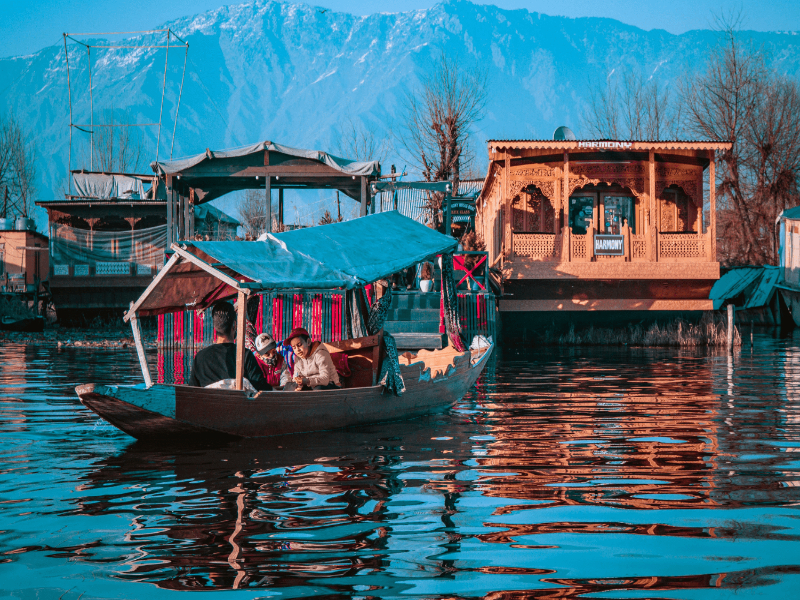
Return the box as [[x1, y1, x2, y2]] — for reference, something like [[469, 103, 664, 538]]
[[1, 0, 799, 226]]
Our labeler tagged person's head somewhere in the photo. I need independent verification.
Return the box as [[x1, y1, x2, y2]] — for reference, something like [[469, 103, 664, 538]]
[[212, 301, 236, 339], [255, 333, 278, 362], [287, 327, 312, 358]]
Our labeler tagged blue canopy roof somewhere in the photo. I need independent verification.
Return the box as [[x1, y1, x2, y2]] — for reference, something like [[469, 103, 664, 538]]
[[130, 212, 457, 316], [194, 211, 456, 290]]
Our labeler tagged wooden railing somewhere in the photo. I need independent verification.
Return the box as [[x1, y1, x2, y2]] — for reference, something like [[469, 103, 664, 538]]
[[512, 233, 561, 259], [657, 233, 708, 262], [510, 229, 714, 262]]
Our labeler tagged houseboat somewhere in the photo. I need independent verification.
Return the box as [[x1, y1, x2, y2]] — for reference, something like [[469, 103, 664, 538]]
[[475, 138, 732, 338]]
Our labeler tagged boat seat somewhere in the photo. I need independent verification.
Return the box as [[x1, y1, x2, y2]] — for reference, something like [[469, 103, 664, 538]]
[[323, 331, 384, 388]]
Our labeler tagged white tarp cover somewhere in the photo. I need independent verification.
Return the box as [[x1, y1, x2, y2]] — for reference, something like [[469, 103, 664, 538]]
[[152, 141, 380, 177], [72, 173, 146, 199], [187, 211, 457, 290]]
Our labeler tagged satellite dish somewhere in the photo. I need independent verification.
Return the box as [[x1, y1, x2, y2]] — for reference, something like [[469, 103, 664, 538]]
[[553, 126, 576, 141]]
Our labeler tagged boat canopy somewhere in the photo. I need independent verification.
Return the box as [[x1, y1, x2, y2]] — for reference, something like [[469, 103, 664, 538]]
[[126, 211, 457, 319], [151, 140, 380, 178]]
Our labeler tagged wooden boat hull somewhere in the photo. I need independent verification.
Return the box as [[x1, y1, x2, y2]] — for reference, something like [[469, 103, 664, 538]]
[[76, 344, 492, 441], [1, 316, 44, 332]]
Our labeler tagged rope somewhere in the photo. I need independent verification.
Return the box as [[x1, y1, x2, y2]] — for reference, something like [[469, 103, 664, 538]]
[[155, 31, 170, 163], [170, 42, 189, 160]]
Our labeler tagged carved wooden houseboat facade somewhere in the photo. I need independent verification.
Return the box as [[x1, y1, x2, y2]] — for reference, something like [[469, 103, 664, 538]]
[[475, 140, 731, 331]]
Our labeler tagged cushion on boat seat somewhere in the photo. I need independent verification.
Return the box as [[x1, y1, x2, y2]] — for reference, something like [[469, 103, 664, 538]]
[[323, 331, 384, 389], [332, 353, 352, 379]]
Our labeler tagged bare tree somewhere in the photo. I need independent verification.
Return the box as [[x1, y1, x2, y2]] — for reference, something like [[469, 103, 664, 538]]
[[333, 116, 391, 163], [681, 24, 800, 265], [0, 112, 37, 218], [398, 53, 489, 229], [238, 189, 268, 239], [318, 209, 342, 226], [91, 108, 146, 173], [585, 69, 680, 140]]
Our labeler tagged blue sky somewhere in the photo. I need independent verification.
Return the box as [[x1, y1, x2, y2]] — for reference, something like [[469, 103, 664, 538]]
[[2, 0, 800, 58]]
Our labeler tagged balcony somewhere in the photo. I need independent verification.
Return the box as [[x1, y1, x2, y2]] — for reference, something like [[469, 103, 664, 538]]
[[511, 227, 714, 264]]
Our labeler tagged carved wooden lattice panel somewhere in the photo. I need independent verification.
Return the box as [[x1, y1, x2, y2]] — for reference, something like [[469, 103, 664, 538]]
[[513, 233, 560, 258], [660, 201, 675, 232], [632, 237, 648, 259], [571, 237, 587, 259], [659, 234, 705, 258]]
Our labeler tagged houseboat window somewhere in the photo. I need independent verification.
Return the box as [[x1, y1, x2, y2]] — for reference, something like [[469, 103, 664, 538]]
[[569, 196, 595, 235], [603, 196, 635, 234]]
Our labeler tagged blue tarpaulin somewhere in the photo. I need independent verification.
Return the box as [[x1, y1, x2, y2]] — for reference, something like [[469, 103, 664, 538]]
[[132, 212, 458, 317], [191, 211, 456, 290]]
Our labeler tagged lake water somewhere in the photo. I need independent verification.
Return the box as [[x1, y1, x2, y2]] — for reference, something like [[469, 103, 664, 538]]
[[1, 334, 799, 598]]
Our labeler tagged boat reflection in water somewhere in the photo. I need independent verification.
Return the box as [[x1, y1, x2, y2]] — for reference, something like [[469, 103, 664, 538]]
[[67, 345, 800, 597]]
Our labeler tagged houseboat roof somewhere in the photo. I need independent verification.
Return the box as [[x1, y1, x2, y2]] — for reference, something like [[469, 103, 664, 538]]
[[152, 140, 380, 178], [147, 140, 382, 204], [487, 139, 733, 151]]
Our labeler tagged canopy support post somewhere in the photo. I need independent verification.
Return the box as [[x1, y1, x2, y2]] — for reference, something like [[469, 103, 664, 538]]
[[266, 176, 272, 234], [235, 290, 247, 391], [129, 302, 153, 388], [360, 177, 368, 217], [278, 188, 284, 228], [166, 175, 174, 247]]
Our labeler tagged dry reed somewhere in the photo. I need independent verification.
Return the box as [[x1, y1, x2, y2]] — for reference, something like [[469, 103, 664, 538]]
[[543, 313, 741, 347]]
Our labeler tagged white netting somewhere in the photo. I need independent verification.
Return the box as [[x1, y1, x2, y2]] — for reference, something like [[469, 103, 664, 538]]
[[51, 224, 167, 273]]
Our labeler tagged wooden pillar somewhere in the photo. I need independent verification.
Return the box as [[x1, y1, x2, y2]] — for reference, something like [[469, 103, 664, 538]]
[[503, 155, 511, 256], [360, 177, 368, 217], [278, 188, 284, 227], [649, 150, 656, 261], [563, 152, 569, 230], [188, 189, 195, 239], [183, 192, 190, 241], [445, 195, 452, 236], [709, 156, 716, 262], [235, 289, 247, 391], [166, 176, 173, 247], [266, 176, 272, 234]]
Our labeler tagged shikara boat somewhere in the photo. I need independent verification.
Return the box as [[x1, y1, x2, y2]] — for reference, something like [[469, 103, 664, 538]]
[[76, 212, 493, 441]]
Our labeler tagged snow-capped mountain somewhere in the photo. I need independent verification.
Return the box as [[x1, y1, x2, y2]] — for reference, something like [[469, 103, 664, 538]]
[[1, 0, 799, 227]]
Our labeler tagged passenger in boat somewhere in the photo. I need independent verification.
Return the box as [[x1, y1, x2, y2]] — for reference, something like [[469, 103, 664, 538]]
[[254, 333, 291, 389], [284, 327, 341, 391], [187, 301, 270, 390]]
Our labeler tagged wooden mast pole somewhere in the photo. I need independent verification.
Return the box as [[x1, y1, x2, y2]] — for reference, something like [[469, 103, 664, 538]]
[[129, 302, 153, 387], [709, 154, 716, 262], [235, 289, 247, 391]]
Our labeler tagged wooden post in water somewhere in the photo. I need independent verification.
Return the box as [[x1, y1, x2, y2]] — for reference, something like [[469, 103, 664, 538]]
[[130, 302, 153, 388], [235, 290, 247, 391], [727, 304, 735, 351]]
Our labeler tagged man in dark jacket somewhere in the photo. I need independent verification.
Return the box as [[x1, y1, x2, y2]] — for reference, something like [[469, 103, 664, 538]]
[[187, 301, 270, 390]]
